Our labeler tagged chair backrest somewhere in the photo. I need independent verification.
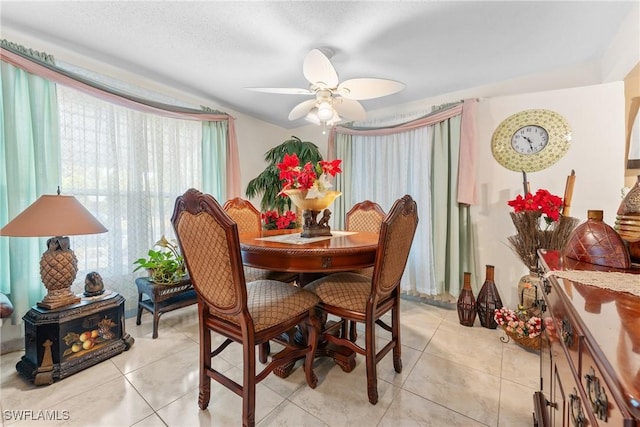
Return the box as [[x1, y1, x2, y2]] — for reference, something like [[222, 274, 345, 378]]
[[346, 200, 386, 233], [371, 195, 419, 300], [223, 197, 262, 234], [172, 189, 247, 316]]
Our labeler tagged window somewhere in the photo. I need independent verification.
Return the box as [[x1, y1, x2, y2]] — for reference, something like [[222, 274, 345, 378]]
[[57, 86, 202, 309]]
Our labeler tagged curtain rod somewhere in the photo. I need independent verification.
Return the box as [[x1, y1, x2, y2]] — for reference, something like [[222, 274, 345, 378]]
[[1, 39, 232, 121]]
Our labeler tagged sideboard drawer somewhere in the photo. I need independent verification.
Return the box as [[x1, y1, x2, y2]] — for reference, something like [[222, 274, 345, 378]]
[[543, 277, 583, 370]]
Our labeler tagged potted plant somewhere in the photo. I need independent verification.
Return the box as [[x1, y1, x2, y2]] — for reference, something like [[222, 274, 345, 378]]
[[245, 136, 323, 213], [133, 235, 186, 284]]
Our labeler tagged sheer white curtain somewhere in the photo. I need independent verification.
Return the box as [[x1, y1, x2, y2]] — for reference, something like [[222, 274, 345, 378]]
[[57, 86, 202, 312], [350, 127, 435, 296]]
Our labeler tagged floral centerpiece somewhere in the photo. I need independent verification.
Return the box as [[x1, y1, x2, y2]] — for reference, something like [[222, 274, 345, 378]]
[[261, 210, 299, 230], [277, 153, 343, 237], [494, 306, 542, 351], [507, 188, 578, 271], [277, 153, 342, 198]]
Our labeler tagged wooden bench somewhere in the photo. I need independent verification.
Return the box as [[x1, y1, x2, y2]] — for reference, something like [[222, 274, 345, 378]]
[[135, 276, 196, 338]]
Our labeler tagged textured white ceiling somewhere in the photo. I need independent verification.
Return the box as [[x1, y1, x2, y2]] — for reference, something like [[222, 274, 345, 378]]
[[1, 1, 636, 128]]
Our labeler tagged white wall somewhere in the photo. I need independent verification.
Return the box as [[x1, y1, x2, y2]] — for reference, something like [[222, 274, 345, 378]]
[[474, 82, 625, 306]]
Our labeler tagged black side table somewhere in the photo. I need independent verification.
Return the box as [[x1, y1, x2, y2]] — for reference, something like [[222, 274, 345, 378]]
[[16, 292, 134, 385], [135, 277, 197, 338]]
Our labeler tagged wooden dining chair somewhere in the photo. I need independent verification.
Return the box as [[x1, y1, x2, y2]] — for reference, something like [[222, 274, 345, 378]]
[[344, 200, 386, 341], [306, 195, 418, 405], [172, 189, 320, 427], [346, 200, 386, 235], [223, 197, 298, 284], [223, 197, 301, 363]]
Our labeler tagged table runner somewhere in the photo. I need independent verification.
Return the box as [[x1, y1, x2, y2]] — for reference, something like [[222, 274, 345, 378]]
[[256, 230, 357, 245], [543, 270, 640, 297]]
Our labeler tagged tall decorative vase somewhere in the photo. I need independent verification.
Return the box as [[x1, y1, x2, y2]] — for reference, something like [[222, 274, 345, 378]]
[[457, 272, 477, 327], [476, 265, 502, 329], [517, 270, 540, 315]]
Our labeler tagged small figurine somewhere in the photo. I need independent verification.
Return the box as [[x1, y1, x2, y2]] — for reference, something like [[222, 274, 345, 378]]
[[303, 210, 313, 227], [318, 209, 331, 227], [84, 272, 105, 297]]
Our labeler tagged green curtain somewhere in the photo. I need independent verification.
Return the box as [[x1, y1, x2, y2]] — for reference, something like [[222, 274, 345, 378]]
[[333, 132, 353, 230], [201, 120, 227, 201], [431, 115, 477, 297], [1, 59, 61, 320]]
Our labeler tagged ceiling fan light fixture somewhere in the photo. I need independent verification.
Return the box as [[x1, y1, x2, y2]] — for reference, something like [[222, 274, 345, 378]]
[[317, 101, 334, 121]]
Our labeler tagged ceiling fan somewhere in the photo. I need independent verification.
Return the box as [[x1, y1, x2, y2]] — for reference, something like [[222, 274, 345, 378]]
[[247, 48, 405, 130]]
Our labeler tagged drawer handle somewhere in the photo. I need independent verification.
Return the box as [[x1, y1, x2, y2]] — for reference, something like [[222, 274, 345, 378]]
[[569, 388, 586, 427], [585, 366, 609, 421], [561, 318, 573, 348]]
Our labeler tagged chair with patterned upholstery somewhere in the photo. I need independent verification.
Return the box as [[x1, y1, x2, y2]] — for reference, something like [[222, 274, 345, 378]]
[[172, 189, 320, 427], [344, 200, 386, 340], [306, 195, 418, 405]]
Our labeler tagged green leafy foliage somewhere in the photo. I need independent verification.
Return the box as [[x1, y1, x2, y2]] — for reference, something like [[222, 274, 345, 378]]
[[132, 236, 186, 284], [245, 136, 323, 212]]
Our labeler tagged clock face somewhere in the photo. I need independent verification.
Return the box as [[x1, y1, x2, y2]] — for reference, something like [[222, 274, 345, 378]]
[[511, 125, 549, 155], [491, 109, 571, 172]]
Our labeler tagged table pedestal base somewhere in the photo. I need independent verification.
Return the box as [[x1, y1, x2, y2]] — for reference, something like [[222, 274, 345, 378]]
[[271, 319, 356, 378]]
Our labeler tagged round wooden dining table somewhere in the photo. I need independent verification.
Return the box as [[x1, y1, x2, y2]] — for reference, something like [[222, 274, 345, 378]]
[[238, 229, 379, 274], [238, 229, 379, 374]]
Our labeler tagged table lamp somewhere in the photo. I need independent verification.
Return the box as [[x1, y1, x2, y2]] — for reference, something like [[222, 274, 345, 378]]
[[0, 188, 107, 309]]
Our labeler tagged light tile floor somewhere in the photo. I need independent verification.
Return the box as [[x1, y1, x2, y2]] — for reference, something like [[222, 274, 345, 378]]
[[0, 299, 539, 426]]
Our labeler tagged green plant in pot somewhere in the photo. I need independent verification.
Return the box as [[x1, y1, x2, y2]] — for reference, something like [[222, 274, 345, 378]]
[[133, 235, 186, 284], [245, 136, 323, 213]]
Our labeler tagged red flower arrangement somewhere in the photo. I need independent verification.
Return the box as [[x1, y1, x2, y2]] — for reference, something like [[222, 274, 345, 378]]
[[508, 189, 563, 224], [277, 153, 342, 198], [507, 187, 578, 270], [261, 210, 298, 230]]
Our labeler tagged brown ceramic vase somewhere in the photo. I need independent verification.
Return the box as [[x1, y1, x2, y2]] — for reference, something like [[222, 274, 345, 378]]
[[457, 272, 477, 327], [476, 265, 502, 329], [563, 210, 631, 269]]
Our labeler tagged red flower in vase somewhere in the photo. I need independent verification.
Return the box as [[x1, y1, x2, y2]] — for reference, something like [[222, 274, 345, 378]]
[[508, 189, 563, 224], [277, 153, 342, 198]]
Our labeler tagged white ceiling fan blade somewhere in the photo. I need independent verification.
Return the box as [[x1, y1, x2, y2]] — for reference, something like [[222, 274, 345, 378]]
[[288, 99, 317, 120], [337, 78, 405, 100], [303, 49, 339, 88], [333, 98, 367, 121], [246, 87, 313, 95]]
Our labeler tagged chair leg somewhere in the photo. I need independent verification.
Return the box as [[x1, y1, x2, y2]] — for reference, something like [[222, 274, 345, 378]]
[[259, 342, 270, 364], [304, 312, 319, 389], [349, 320, 358, 342], [242, 337, 257, 427], [365, 317, 378, 405], [392, 305, 402, 373], [198, 305, 211, 410]]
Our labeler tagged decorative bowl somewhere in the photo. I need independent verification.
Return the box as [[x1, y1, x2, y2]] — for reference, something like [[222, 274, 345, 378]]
[[283, 189, 341, 211]]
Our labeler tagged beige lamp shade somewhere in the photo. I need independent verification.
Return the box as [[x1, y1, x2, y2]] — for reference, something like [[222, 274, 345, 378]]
[[1, 194, 107, 237]]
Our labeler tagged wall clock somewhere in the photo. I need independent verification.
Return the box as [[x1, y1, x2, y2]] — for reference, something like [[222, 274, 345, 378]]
[[491, 109, 571, 172]]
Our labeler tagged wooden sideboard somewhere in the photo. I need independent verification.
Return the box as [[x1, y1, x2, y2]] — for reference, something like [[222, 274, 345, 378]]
[[534, 250, 640, 427]]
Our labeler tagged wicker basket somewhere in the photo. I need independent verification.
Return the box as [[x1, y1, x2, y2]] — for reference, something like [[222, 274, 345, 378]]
[[501, 326, 541, 351]]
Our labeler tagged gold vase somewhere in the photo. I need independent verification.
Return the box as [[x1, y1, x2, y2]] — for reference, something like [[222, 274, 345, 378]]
[[283, 189, 341, 238]]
